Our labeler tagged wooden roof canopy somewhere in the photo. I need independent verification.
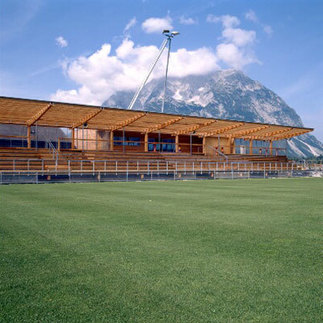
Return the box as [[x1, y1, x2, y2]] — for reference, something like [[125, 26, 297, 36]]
[[0, 96, 313, 141]]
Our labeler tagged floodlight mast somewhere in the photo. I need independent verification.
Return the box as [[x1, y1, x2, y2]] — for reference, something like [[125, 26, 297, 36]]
[[127, 30, 179, 111], [161, 31, 179, 113]]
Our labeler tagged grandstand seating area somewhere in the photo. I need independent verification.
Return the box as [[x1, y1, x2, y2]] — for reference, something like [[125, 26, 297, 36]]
[[0, 96, 313, 180], [0, 147, 293, 174]]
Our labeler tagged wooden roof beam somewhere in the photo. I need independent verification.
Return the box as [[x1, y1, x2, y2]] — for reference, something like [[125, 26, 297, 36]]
[[72, 108, 102, 128], [273, 130, 308, 140], [257, 127, 292, 138], [175, 120, 217, 135], [144, 116, 183, 133], [110, 112, 146, 131], [199, 122, 245, 137], [26, 103, 52, 126], [224, 125, 269, 138], [245, 127, 292, 140]]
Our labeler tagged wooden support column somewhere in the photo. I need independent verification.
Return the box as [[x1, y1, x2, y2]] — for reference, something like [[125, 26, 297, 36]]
[[269, 140, 273, 155], [202, 136, 206, 155], [110, 131, 114, 151], [122, 128, 125, 153], [144, 133, 148, 152], [175, 135, 179, 153], [96, 130, 98, 151], [229, 137, 234, 154], [249, 140, 253, 155], [71, 128, 75, 149], [27, 126, 31, 148], [82, 126, 84, 150]]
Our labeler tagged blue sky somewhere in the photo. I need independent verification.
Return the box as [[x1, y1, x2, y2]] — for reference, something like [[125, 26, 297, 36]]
[[1, 0, 322, 140]]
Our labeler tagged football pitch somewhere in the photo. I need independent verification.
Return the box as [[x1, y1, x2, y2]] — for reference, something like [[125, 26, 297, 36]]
[[1, 178, 322, 322]]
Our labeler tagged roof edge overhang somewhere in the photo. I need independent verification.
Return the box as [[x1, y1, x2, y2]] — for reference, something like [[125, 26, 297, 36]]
[[0, 96, 314, 135]]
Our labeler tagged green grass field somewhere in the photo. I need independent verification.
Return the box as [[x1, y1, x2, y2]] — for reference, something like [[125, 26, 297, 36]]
[[1, 178, 322, 322]]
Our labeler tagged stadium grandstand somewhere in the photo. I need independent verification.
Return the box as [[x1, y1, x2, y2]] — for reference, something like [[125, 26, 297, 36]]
[[0, 96, 318, 183]]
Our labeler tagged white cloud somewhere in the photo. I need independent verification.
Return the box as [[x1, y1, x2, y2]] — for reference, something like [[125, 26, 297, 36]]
[[222, 28, 256, 47], [51, 13, 262, 105], [216, 43, 258, 69], [179, 16, 197, 25], [50, 39, 219, 105], [142, 16, 173, 34], [245, 10, 258, 23], [207, 14, 258, 68], [207, 14, 240, 28], [169, 47, 218, 77], [124, 17, 137, 34], [55, 36, 68, 48]]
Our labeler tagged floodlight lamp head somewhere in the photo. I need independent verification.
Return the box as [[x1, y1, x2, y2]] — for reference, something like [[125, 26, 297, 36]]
[[162, 30, 180, 39]]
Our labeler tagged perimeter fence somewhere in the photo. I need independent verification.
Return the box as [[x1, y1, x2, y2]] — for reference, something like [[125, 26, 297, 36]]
[[0, 159, 322, 184]]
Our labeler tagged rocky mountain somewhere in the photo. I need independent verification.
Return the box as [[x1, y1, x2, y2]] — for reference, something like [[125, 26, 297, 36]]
[[104, 70, 323, 157]]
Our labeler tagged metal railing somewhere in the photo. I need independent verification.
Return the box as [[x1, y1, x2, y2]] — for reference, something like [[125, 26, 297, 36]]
[[1, 166, 322, 184], [41, 132, 59, 160], [206, 145, 228, 161], [46, 140, 58, 160], [1, 158, 322, 174]]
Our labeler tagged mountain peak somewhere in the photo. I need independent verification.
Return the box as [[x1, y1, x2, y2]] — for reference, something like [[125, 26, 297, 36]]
[[104, 70, 323, 157]]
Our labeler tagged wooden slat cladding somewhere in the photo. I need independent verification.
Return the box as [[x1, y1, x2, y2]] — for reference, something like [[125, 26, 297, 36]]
[[0, 96, 313, 140]]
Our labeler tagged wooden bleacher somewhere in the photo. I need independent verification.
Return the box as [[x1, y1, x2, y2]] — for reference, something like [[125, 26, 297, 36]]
[[0, 147, 296, 173]]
